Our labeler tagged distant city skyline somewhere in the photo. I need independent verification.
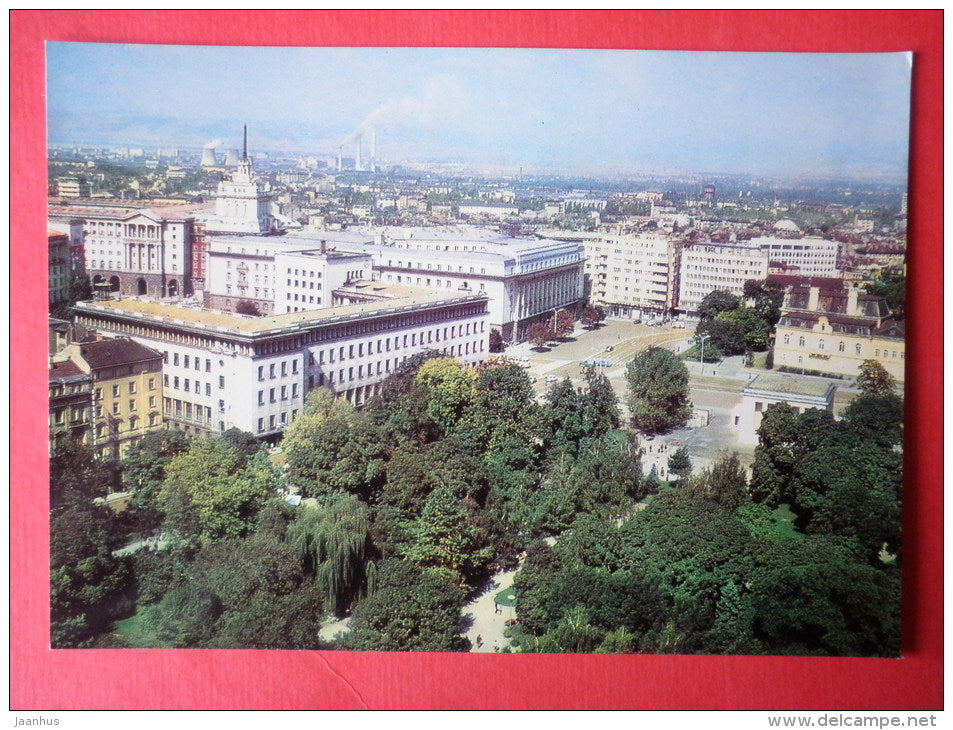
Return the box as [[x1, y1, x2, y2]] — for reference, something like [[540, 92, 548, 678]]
[[47, 44, 911, 181]]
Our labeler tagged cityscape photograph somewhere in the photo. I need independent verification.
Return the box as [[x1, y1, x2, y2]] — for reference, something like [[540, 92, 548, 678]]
[[46, 42, 910, 656]]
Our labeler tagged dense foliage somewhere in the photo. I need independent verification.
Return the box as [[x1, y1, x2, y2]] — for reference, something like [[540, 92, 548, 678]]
[[625, 347, 691, 434], [51, 345, 901, 656]]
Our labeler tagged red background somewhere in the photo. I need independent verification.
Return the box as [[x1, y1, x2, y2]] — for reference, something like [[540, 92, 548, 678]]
[[11, 10, 942, 710]]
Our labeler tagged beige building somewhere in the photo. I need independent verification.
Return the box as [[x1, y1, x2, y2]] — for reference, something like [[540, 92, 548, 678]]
[[51, 338, 166, 459], [773, 285, 905, 383]]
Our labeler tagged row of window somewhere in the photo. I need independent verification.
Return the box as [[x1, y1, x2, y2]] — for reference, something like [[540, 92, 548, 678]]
[[257, 383, 301, 404], [257, 410, 299, 433], [164, 374, 221, 395], [258, 360, 299, 380], [93, 412, 160, 438], [781, 333, 905, 359]]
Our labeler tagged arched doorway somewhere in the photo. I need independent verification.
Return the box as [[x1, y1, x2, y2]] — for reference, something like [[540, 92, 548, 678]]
[[137, 278, 147, 296], [167, 279, 178, 297], [109, 276, 120, 292], [92, 275, 104, 286]]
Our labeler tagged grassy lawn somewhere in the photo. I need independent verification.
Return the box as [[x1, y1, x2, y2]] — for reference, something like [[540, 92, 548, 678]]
[[113, 610, 159, 648]]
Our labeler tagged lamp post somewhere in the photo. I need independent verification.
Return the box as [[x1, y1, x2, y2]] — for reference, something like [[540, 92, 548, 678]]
[[698, 333, 710, 376]]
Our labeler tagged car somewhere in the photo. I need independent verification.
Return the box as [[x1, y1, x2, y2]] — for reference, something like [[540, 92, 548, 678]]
[[672, 322, 685, 329], [545, 375, 559, 383], [596, 359, 612, 367], [631, 318, 642, 325], [580, 360, 593, 367], [605, 345, 614, 352]]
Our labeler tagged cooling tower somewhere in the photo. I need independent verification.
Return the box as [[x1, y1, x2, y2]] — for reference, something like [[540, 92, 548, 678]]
[[200, 146, 218, 167], [223, 149, 241, 167]]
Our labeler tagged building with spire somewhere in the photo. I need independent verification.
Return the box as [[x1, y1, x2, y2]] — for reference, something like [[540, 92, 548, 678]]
[[204, 126, 281, 235]]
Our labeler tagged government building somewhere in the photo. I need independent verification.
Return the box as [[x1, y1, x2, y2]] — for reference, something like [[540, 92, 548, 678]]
[[72, 285, 490, 439]]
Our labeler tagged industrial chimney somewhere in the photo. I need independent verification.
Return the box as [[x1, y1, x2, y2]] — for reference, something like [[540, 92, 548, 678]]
[[338, 146, 343, 172], [356, 136, 362, 172]]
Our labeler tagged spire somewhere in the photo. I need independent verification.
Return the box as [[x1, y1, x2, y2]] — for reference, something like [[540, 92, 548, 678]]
[[243, 125, 248, 161]]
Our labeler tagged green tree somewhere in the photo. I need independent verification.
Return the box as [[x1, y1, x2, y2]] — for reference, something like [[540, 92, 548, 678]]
[[488, 328, 505, 353], [286, 494, 376, 616], [120, 429, 191, 528], [414, 356, 475, 435], [863, 271, 905, 320], [625, 347, 691, 435], [341, 560, 469, 652], [697, 290, 740, 320], [403, 483, 492, 581], [158, 435, 274, 544], [51, 501, 132, 647], [683, 452, 749, 510], [856, 359, 897, 395], [667, 446, 692, 479]]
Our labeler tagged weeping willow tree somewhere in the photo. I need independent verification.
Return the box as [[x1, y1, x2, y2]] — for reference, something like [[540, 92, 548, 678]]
[[287, 493, 377, 616]]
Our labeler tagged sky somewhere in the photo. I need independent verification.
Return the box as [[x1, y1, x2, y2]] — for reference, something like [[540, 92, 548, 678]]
[[46, 43, 912, 180]]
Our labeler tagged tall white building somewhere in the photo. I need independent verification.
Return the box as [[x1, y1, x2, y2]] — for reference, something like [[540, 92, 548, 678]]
[[548, 231, 678, 318], [202, 127, 285, 234], [677, 241, 769, 314], [72, 288, 490, 438]]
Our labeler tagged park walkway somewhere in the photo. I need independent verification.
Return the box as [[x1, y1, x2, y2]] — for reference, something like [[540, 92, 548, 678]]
[[462, 566, 520, 653]]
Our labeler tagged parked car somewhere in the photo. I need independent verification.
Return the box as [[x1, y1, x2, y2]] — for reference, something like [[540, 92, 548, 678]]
[[605, 345, 614, 352], [545, 375, 559, 383]]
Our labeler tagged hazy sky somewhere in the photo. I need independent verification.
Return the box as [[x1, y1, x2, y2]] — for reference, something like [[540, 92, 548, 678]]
[[46, 43, 912, 179]]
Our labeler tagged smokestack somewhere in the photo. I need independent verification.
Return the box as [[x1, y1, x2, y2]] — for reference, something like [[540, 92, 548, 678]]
[[338, 146, 343, 172], [371, 128, 377, 167], [356, 136, 362, 172]]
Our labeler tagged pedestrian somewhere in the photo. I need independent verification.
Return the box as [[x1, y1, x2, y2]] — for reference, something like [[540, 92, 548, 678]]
[[476, 635, 483, 648]]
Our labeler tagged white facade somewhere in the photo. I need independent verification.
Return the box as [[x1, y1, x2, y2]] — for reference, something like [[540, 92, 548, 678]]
[[204, 156, 279, 234], [749, 236, 841, 277], [335, 227, 586, 341], [48, 202, 196, 298], [678, 242, 769, 313], [273, 247, 373, 314], [733, 373, 836, 445], [551, 231, 677, 316], [73, 290, 490, 438]]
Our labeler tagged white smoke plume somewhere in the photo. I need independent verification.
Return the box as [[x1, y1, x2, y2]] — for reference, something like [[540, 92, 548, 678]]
[[341, 76, 465, 145]]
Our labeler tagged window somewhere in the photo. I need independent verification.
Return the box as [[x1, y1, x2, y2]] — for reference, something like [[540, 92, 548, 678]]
[[112, 384, 120, 397], [258, 366, 264, 381], [281, 385, 287, 400], [269, 364, 275, 378], [783, 334, 790, 345], [281, 361, 287, 376], [128, 381, 137, 394], [149, 395, 156, 408], [129, 399, 136, 412], [798, 336, 805, 347], [856, 344, 862, 355], [205, 383, 211, 396], [270, 388, 276, 403], [112, 402, 120, 415], [173, 377, 179, 390], [164, 375, 169, 387], [184, 379, 190, 391], [838, 341, 845, 353], [258, 418, 264, 432], [218, 400, 225, 413], [258, 391, 265, 405], [148, 378, 156, 391], [174, 353, 179, 366], [219, 376, 225, 389], [184, 355, 190, 368], [205, 359, 211, 372]]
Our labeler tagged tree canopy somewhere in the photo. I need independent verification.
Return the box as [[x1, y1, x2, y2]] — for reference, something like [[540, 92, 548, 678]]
[[625, 347, 691, 434]]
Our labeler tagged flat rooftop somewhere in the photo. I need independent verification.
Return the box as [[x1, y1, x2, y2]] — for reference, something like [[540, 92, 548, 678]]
[[744, 373, 836, 399], [75, 286, 485, 336]]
